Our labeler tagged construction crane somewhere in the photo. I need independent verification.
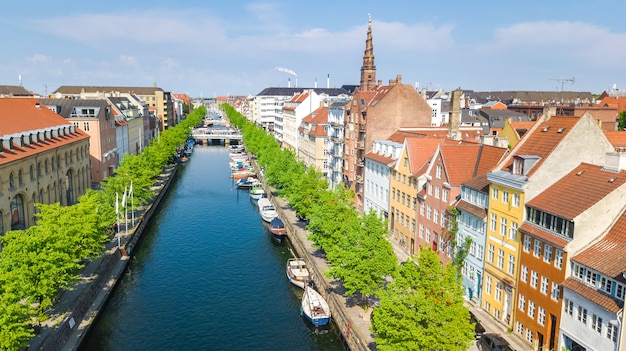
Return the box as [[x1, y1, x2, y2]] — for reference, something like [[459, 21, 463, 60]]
[[549, 77, 575, 91]]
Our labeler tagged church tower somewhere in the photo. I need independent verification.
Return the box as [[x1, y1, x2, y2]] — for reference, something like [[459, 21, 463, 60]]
[[359, 14, 376, 92]]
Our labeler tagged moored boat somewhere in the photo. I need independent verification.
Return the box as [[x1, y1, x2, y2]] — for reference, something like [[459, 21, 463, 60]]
[[269, 217, 287, 243], [301, 286, 331, 327], [236, 177, 260, 189], [249, 184, 265, 200], [286, 258, 310, 289], [258, 198, 278, 222], [232, 170, 256, 179]]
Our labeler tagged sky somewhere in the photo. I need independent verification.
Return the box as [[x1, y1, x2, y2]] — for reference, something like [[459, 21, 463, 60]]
[[1, 1, 626, 98]]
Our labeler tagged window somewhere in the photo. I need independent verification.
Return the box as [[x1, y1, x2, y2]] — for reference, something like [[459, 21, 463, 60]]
[[525, 328, 533, 343], [543, 245, 553, 263], [533, 239, 542, 258], [592, 314, 602, 333], [426, 228, 431, 242], [486, 276, 492, 295], [420, 202, 425, 215], [577, 306, 587, 325], [513, 193, 520, 207], [83, 121, 90, 131], [495, 282, 502, 302], [488, 244, 494, 264], [524, 235, 531, 252], [564, 298, 574, 316], [518, 294, 526, 311], [509, 221, 518, 240], [492, 187, 499, 200], [502, 190, 509, 204], [528, 300, 535, 319], [531, 270, 538, 288], [516, 321, 524, 335], [442, 189, 448, 202], [436, 164, 442, 179], [427, 206, 432, 220], [537, 307, 546, 326], [477, 245, 483, 261], [500, 217, 507, 236], [490, 213, 497, 231], [428, 183, 433, 195], [541, 276, 549, 295], [551, 282, 560, 301], [600, 277, 612, 294], [433, 209, 439, 224], [574, 264, 585, 280], [585, 269, 597, 286], [9, 173, 15, 189], [521, 265, 528, 283], [419, 224, 424, 238], [435, 186, 440, 199], [507, 254, 515, 275], [617, 283, 625, 300], [607, 323, 618, 342], [497, 249, 504, 269]]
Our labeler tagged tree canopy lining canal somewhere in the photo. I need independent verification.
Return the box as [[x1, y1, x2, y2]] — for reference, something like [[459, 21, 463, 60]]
[[224, 103, 477, 350]]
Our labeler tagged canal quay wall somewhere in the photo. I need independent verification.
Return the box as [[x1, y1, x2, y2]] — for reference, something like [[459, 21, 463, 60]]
[[249, 153, 375, 351], [28, 163, 180, 351]]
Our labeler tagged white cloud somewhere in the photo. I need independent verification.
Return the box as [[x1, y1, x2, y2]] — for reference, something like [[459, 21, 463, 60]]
[[27, 53, 51, 63], [120, 55, 138, 65], [161, 58, 179, 69]]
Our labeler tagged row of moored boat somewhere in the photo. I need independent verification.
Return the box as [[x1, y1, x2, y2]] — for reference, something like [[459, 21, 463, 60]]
[[229, 144, 331, 327]]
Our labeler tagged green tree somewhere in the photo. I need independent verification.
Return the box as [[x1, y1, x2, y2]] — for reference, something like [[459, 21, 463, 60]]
[[372, 248, 475, 351], [618, 111, 626, 130]]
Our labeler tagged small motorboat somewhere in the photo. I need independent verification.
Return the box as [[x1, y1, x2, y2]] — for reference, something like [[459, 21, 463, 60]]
[[249, 184, 265, 200], [236, 177, 260, 189], [269, 217, 287, 243], [258, 198, 278, 223], [286, 258, 310, 289], [301, 286, 331, 327]]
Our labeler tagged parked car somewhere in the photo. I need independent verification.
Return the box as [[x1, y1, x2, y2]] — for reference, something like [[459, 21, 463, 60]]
[[478, 333, 513, 351]]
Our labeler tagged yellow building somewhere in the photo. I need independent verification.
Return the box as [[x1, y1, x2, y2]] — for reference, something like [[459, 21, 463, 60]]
[[0, 98, 90, 234], [389, 136, 444, 256], [480, 110, 615, 329]]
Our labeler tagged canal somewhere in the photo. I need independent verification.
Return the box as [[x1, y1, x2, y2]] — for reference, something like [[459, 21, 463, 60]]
[[80, 145, 345, 350]]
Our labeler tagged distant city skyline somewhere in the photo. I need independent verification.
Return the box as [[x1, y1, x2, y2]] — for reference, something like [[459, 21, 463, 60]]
[[1, 0, 625, 97]]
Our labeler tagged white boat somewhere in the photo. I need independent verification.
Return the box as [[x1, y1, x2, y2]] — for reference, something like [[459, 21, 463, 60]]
[[249, 184, 265, 200], [236, 177, 260, 189], [301, 286, 331, 326], [257, 198, 278, 222], [286, 258, 310, 289]]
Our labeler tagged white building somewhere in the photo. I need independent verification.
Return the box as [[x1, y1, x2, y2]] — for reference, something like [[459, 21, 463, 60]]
[[327, 99, 349, 188], [363, 140, 402, 219]]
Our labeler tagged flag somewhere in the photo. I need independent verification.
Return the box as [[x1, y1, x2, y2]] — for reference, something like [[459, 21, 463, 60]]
[[116, 192, 119, 215], [122, 186, 127, 207], [129, 180, 134, 196]]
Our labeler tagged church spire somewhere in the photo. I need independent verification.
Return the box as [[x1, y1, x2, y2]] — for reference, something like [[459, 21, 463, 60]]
[[360, 14, 376, 92]]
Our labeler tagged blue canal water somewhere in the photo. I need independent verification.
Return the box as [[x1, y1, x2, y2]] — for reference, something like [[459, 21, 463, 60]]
[[80, 145, 344, 351]]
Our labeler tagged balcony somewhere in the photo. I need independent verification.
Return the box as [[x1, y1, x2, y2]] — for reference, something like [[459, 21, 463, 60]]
[[356, 175, 363, 184], [357, 158, 364, 167], [358, 124, 366, 132], [356, 141, 364, 150]]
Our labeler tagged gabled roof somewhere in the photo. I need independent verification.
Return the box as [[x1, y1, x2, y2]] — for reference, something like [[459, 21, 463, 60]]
[[439, 142, 508, 187], [300, 106, 328, 137], [500, 116, 580, 176], [526, 163, 626, 220], [0, 85, 33, 96], [404, 136, 446, 176], [462, 173, 490, 193], [572, 207, 626, 278]]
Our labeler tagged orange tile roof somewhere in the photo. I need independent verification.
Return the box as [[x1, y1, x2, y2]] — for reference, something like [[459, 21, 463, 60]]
[[573, 208, 626, 278], [519, 223, 569, 249], [562, 277, 622, 313], [300, 106, 328, 137], [501, 116, 579, 176], [0, 98, 88, 165], [526, 163, 626, 220], [599, 96, 626, 112], [475, 144, 509, 175], [462, 173, 490, 192], [604, 131, 626, 149], [440, 141, 482, 186], [405, 136, 445, 176]]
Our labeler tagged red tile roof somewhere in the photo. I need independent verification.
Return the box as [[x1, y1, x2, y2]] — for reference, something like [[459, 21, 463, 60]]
[[573, 208, 626, 278], [440, 141, 482, 186], [300, 106, 328, 137], [405, 136, 445, 176], [365, 151, 396, 166], [604, 131, 626, 149], [0, 98, 89, 165], [500, 116, 579, 176], [526, 163, 626, 220], [456, 200, 487, 219], [562, 277, 622, 313]]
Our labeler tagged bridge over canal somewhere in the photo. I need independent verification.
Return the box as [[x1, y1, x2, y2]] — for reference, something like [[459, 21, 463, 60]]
[[191, 127, 242, 145]]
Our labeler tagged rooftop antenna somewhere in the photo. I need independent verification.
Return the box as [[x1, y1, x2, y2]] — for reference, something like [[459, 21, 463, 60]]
[[548, 76, 575, 91]]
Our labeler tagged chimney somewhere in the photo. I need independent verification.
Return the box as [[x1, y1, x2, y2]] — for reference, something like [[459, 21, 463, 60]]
[[449, 87, 462, 140], [327, 74, 330, 89], [288, 78, 291, 88], [396, 75, 402, 84]]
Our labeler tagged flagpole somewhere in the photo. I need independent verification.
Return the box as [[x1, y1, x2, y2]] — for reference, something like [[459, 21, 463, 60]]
[[130, 180, 135, 227], [116, 192, 120, 248], [123, 186, 128, 238]]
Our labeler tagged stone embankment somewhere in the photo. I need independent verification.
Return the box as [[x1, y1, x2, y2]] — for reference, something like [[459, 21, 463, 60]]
[[28, 163, 179, 351]]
